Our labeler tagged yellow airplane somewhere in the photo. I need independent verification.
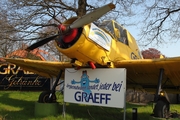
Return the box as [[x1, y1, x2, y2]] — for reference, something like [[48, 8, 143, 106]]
[[5, 3, 180, 118]]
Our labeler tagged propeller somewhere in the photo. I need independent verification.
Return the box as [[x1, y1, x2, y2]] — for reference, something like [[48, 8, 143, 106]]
[[26, 3, 115, 51], [70, 3, 115, 29], [26, 35, 58, 51]]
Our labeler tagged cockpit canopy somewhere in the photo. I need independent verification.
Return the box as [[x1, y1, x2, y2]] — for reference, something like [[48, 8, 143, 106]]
[[99, 20, 128, 45]]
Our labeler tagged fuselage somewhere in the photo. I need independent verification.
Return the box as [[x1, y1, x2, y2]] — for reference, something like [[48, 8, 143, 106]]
[[55, 17, 142, 68]]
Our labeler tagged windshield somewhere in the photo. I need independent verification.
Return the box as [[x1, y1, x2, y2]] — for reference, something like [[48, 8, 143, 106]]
[[99, 20, 115, 38]]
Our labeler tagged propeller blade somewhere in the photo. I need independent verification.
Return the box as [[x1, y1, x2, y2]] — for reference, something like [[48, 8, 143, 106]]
[[70, 3, 115, 29], [26, 3, 115, 51], [26, 34, 58, 51]]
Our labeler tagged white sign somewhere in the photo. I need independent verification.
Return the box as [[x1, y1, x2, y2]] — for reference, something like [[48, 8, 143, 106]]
[[88, 23, 112, 51], [64, 68, 126, 108]]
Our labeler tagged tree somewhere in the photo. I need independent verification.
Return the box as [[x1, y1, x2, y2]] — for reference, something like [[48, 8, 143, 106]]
[[1, 0, 179, 53], [5, 0, 138, 41], [141, 48, 165, 59], [136, 0, 180, 46], [0, 5, 21, 57]]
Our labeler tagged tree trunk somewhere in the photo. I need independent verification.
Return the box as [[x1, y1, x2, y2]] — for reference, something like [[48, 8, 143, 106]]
[[77, 0, 87, 17]]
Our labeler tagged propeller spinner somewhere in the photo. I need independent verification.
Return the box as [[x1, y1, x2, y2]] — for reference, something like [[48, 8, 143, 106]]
[[26, 3, 115, 51]]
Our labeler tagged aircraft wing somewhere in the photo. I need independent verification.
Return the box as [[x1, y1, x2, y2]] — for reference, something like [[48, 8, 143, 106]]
[[5, 57, 180, 93], [5, 58, 73, 78], [114, 57, 180, 93]]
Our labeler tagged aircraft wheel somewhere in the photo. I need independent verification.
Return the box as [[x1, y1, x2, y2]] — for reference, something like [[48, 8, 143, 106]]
[[38, 91, 57, 103], [154, 100, 169, 118]]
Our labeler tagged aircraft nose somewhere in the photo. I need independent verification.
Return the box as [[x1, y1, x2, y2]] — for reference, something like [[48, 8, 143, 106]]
[[62, 28, 78, 43], [57, 24, 78, 46], [56, 26, 82, 49]]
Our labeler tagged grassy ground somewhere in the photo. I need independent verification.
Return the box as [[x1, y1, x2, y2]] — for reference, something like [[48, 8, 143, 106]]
[[0, 91, 180, 120]]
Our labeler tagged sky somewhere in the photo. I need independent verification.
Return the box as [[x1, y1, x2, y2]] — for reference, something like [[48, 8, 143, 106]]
[[126, 26, 180, 58], [155, 42, 180, 57]]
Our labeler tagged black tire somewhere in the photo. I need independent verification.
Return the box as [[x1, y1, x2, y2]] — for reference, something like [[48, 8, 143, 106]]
[[154, 100, 169, 118], [38, 91, 57, 103]]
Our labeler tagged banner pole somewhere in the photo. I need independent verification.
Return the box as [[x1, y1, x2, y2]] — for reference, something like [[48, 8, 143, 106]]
[[123, 89, 126, 120], [62, 101, 66, 118]]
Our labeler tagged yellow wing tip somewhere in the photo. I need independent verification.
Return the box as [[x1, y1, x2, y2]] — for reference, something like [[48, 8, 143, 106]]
[[160, 55, 165, 58]]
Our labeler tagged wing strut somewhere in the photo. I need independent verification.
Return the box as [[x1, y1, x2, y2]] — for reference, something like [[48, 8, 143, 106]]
[[153, 68, 170, 118], [48, 70, 63, 102], [154, 68, 164, 102], [37, 70, 64, 103]]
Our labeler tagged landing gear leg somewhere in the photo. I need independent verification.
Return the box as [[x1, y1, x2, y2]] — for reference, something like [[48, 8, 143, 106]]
[[153, 68, 170, 118], [38, 70, 63, 103]]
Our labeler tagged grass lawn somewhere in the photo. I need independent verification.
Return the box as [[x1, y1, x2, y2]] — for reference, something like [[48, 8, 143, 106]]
[[0, 91, 180, 120]]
